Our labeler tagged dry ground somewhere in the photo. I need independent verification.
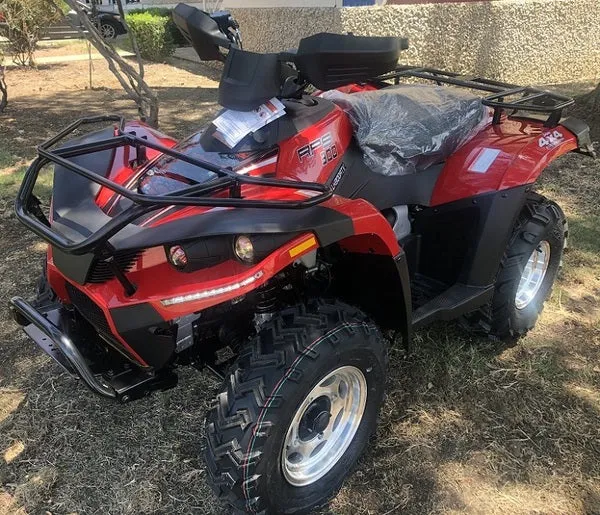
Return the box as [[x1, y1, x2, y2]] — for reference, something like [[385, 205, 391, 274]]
[[0, 45, 599, 515]]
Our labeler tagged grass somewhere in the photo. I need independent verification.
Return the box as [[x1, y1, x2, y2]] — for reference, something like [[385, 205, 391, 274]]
[[0, 59, 599, 514], [0, 150, 15, 169], [0, 155, 53, 202]]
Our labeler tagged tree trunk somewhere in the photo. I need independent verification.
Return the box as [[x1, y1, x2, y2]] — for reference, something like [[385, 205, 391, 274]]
[[59, 0, 159, 127], [0, 66, 7, 114]]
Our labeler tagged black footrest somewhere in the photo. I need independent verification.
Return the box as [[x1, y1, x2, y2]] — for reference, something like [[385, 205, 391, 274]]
[[410, 273, 448, 309], [412, 283, 494, 329]]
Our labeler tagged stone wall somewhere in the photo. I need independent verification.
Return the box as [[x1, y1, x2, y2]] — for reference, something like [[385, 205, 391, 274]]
[[232, 0, 600, 85], [231, 7, 343, 54]]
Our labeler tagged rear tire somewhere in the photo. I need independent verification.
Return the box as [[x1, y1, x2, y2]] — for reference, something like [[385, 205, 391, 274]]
[[204, 299, 387, 514], [464, 192, 567, 341]]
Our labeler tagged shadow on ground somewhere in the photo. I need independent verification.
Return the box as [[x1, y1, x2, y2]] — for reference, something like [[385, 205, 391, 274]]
[[1, 86, 219, 157]]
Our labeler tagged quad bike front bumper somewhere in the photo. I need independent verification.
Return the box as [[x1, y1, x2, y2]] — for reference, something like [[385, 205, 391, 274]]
[[10, 296, 117, 398], [9, 297, 177, 402]]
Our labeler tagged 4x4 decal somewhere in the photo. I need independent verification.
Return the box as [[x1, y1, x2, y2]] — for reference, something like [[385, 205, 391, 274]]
[[538, 130, 565, 149]]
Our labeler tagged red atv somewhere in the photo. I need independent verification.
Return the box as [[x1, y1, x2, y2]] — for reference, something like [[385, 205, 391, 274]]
[[10, 4, 595, 514]]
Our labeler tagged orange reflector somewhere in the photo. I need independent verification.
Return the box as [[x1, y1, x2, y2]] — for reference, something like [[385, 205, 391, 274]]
[[289, 236, 317, 258]]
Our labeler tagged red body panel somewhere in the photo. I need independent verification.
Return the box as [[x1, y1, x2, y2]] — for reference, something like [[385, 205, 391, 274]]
[[137, 105, 353, 229], [47, 198, 398, 365], [47, 232, 321, 366], [431, 118, 578, 206], [138, 152, 278, 229], [59, 233, 317, 318], [52, 197, 399, 321]]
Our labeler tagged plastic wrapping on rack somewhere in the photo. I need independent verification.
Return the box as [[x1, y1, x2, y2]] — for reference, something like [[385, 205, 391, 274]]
[[324, 85, 489, 176]]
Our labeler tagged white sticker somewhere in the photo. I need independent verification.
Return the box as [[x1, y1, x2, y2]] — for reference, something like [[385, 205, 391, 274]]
[[469, 148, 501, 173]]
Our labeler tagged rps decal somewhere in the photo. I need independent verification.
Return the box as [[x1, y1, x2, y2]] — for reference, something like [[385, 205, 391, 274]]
[[538, 130, 565, 149], [297, 133, 338, 165]]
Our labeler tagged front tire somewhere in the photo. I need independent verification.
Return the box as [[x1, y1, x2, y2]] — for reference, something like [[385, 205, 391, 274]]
[[465, 192, 567, 341], [205, 299, 387, 514]]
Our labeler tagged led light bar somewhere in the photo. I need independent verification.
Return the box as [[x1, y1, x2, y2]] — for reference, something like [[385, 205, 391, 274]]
[[161, 271, 264, 306]]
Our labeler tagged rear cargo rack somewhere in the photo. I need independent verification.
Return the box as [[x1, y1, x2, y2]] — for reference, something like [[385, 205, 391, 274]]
[[15, 115, 333, 255], [378, 66, 575, 127]]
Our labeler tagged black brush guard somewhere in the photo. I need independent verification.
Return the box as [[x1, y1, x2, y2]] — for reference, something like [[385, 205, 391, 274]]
[[10, 297, 118, 398], [16, 115, 333, 256], [12, 116, 330, 401], [10, 296, 178, 401]]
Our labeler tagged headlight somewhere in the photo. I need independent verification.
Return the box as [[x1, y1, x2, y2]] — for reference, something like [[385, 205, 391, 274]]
[[165, 237, 232, 272], [167, 245, 188, 268], [164, 234, 293, 272], [234, 235, 255, 263]]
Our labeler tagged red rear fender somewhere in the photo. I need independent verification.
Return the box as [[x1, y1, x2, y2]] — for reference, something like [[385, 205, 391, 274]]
[[431, 118, 579, 206]]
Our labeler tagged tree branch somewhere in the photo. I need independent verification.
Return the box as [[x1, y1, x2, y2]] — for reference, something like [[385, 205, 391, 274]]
[[0, 66, 7, 113], [56, 0, 159, 126]]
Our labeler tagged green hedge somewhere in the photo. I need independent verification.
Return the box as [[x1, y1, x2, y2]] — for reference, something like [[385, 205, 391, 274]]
[[128, 8, 188, 47], [125, 11, 175, 62]]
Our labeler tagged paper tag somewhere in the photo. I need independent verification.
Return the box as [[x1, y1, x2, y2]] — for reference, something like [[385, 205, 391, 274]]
[[213, 97, 286, 148]]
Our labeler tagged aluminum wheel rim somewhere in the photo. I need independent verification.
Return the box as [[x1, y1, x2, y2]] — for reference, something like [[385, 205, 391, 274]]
[[281, 365, 367, 487], [101, 24, 116, 39], [515, 240, 551, 309]]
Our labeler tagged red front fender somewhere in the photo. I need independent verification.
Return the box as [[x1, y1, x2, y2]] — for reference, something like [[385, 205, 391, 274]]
[[324, 196, 401, 256]]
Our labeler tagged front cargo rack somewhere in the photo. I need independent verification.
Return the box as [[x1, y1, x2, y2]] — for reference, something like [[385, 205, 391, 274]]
[[378, 66, 575, 127], [15, 115, 333, 255]]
